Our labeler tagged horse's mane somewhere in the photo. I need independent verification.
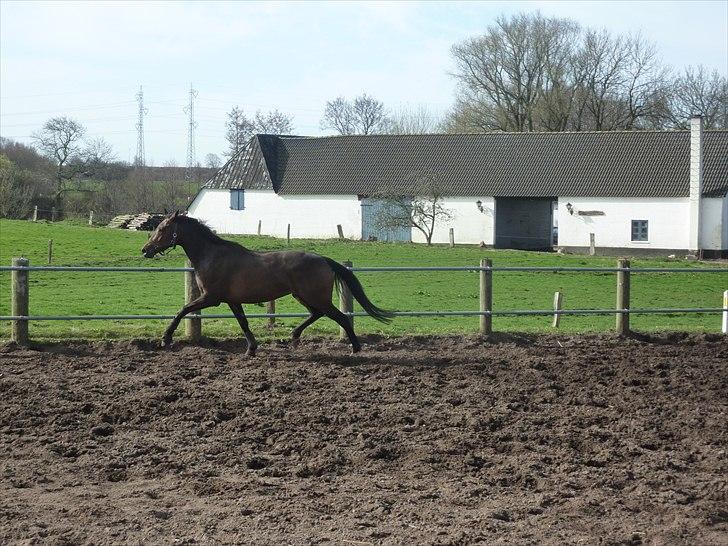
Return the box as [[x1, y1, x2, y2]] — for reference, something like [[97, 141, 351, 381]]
[[176, 215, 247, 249]]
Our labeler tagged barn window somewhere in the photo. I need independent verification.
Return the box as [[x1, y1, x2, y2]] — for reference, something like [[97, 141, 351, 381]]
[[230, 189, 245, 210], [631, 220, 648, 242]]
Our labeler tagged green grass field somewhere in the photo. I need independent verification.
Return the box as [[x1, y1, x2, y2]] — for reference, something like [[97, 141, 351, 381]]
[[0, 219, 726, 341]]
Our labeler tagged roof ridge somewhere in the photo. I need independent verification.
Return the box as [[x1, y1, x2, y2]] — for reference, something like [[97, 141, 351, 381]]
[[272, 129, 704, 141]]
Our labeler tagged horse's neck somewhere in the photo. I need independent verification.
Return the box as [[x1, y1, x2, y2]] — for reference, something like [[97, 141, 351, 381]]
[[179, 228, 211, 266]]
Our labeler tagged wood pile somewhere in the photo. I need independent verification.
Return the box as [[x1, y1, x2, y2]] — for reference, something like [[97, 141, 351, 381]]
[[127, 213, 164, 231], [107, 213, 164, 231], [106, 215, 134, 229]]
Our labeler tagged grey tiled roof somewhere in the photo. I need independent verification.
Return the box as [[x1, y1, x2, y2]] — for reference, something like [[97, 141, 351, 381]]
[[203, 131, 728, 198]]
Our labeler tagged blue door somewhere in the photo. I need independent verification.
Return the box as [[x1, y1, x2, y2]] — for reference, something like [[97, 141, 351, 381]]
[[361, 198, 412, 242]]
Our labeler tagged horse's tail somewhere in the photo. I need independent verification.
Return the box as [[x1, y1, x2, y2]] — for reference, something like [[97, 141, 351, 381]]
[[325, 258, 395, 324]]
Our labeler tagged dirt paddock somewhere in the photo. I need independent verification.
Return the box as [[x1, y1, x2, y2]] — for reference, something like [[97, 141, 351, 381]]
[[1, 334, 727, 545]]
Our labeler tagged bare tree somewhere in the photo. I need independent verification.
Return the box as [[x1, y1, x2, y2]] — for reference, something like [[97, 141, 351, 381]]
[[77, 137, 116, 175], [388, 105, 443, 134], [31, 118, 116, 208], [32, 117, 85, 202], [253, 110, 294, 134], [205, 153, 222, 169], [668, 65, 728, 129], [448, 12, 675, 132], [225, 107, 294, 156], [450, 13, 580, 132], [321, 94, 389, 135], [619, 34, 671, 129], [373, 171, 453, 246]]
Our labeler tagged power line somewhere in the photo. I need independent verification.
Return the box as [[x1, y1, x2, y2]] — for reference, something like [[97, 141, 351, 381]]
[[0, 100, 137, 117]]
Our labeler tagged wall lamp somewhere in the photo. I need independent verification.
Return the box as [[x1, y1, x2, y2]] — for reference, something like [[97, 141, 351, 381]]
[[476, 200, 485, 213], [566, 202, 574, 215]]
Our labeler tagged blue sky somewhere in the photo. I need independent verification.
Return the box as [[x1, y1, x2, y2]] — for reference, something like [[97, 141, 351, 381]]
[[1, 1, 726, 166]]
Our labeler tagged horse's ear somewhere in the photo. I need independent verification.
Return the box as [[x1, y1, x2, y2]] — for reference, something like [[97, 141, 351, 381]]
[[174, 210, 180, 217]]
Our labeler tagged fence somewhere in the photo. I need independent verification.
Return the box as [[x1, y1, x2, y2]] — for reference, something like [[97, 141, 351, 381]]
[[2, 258, 727, 345]]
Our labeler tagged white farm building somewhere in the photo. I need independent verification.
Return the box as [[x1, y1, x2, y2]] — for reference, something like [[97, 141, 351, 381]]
[[189, 117, 728, 257]]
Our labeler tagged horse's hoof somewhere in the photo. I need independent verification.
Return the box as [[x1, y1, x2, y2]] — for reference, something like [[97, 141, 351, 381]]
[[351, 344, 362, 354], [245, 348, 257, 358], [290, 337, 300, 348], [161, 337, 173, 349]]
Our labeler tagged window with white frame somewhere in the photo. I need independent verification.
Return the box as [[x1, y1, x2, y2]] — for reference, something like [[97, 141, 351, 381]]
[[230, 189, 245, 210], [631, 220, 648, 242]]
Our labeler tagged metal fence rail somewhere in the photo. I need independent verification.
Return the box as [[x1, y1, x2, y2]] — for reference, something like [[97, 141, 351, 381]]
[[0, 308, 724, 322], [3, 257, 728, 344], [2, 265, 728, 273]]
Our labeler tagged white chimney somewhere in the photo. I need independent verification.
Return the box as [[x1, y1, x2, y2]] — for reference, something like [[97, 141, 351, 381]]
[[688, 116, 703, 252]]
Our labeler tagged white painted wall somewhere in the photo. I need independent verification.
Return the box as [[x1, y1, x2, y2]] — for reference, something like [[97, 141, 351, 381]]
[[190, 189, 725, 250], [411, 196, 495, 245], [557, 197, 693, 250], [188, 189, 362, 239]]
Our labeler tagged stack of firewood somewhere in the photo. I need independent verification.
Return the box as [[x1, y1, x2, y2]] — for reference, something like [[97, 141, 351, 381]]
[[107, 213, 164, 231]]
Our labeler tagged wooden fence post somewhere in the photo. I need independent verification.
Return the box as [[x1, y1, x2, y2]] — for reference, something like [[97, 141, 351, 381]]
[[257, 220, 262, 236], [616, 258, 630, 336], [88, 211, 94, 226], [339, 260, 354, 340], [479, 258, 492, 335], [47, 239, 53, 265], [449, 228, 455, 248], [722, 290, 728, 335], [11, 257, 29, 345], [267, 300, 276, 331], [185, 259, 202, 341], [287, 224, 291, 245], [33, 206, 38, 222], [51, 207, 57, 222], [589, 233, 596, 256], [552, 291, 563, 328], [337, 224, 344, 239]]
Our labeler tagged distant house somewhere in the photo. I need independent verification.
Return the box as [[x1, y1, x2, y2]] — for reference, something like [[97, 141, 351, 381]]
[[188, 117, 728, 257]]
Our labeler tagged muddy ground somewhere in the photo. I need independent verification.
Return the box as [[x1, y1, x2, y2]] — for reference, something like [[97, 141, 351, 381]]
[[1, 333, 727, 545]]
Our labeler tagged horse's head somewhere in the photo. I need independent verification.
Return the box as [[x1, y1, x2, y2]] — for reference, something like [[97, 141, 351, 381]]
[[142, 211, 181, 258]]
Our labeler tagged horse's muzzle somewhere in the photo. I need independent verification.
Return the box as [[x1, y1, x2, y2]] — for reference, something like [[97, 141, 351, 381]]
[[142, 245, 157, 258]]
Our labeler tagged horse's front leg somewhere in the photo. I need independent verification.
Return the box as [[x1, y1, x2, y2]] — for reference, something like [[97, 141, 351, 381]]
[[163, 294, 218, 347], [228, 303, 258, 357]]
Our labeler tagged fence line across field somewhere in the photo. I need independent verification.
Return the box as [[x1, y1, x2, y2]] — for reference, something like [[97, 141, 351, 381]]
[[1, 308, 724, 322], [3, 265, 728, 273], [3, 257, 728, 344]]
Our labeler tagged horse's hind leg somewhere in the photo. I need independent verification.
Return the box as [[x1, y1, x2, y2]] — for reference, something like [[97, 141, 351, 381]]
[[291, 309, 324, 345], [228, 303, 258, 357], [321, 303, 361, 354]]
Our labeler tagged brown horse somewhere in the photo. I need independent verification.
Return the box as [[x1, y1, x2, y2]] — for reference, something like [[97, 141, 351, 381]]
[[141, 212, 393, 355]]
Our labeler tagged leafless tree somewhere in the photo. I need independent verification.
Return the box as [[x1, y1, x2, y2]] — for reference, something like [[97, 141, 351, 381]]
[[32, 118, 116, 207], [205, 153, 222, 169], [321, 94, 390, 135], [388, 105, 443, 134], [619, 34, 671, 129], [448, 12, 679, 133], [373, 171, 453, 246], [667, 65, 728, 129], [78, 137, 116, 174], [225, 107, 294, 156], [32, 117, 85, 202], [450, 13, 580, 132]]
